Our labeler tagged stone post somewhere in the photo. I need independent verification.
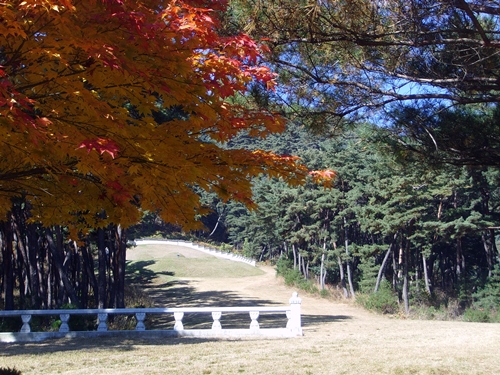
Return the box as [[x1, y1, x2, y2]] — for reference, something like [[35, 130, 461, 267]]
[[173, 312, 184, 331], [97, 313, 108, 331], [249, 311, 260, 331], [211, 311, 222, 330], [135, 312, 146, 331], [21, 314, 32, 333], [59, 314, 70, 333], [286, 292, 302, 336]]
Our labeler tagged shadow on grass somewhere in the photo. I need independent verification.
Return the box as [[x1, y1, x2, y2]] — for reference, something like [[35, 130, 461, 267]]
[[0, 335, 216, 356], [140, 280, 352, 330], [126, 260, 175, 285]]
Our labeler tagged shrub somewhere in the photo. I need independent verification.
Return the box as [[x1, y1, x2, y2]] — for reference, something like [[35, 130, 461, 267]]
[[320, 289, 330, 298], [0, 367, 22, 375], [463, 308, 492, 323], [460, 264, 500, 322], [358, 279, 399, 314], [471, 265, 500, 311], [0, 317, 22, 333], [275, 256, 319, 294], [59, 303, 96, 331]]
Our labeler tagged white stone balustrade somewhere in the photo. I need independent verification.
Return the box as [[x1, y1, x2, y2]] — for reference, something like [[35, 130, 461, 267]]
[[0, 293, 302, 342], [59, 314, 70, 333], [97, 313, 108, 331], [135, 312, 146, 331], [211, 311, 222, 330], [173, 311, 184, 331], [21, 315, 31, 333], [249, 311, 260, 331]]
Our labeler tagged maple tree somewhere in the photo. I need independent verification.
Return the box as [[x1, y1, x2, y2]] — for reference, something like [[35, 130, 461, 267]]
[[0, 0, 308, 232]]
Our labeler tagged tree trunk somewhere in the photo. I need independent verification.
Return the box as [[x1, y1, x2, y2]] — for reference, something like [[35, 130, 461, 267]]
[[375, 232, 398, 292], [97, 227, 107, 309], [482, 231, 496, 277], [81, 243, 98, 307], [402, 226, 413, 315], [333, 241, 349, 298], [301, 253, 307, 279], [456, 237, 464, 281], [320, 252, 325, 290], [392, 247, 397, 291], [73, 241, 88, 308], [46, 245, 53, 309], [27, 224, 41, 308], [422, 253, 432, 295], [344, 217, 356, 298], [107, 226, 116, 308], [37, 236, 47, 309], [1, 220, 15, 310], [114, 225, 126, 308], [292, 244, 297, 270], [46, 228, 80, 307], [13, 229, 26, 307], [403, 269, 409, 315]]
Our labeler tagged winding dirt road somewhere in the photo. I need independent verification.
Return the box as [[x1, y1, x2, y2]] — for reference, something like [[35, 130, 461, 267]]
[[126, 243, 500, 374]]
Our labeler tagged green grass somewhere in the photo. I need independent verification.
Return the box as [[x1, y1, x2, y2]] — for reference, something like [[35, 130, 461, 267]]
[[128, 252, 264, 283]]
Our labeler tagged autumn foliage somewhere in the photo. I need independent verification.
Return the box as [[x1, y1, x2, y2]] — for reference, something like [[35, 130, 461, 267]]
[[0, 0, 307, 232]]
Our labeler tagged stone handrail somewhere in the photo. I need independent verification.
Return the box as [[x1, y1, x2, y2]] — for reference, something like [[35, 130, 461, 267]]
[[0, 293, 302, 343], [133, 239, 257, 266]]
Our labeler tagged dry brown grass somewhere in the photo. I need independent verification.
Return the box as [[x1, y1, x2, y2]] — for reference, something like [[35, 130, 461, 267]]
[[1, 244, 500, 375]]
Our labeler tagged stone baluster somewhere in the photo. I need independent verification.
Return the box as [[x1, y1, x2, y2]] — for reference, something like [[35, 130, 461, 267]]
[[59, 314, 70, 333], [97, 313, 108, 331], [211, 311, 222, 330], [286, 292, 302, 335], [21, 314, 32, 333], [173, 312, 184, 331], [249, 311, 259, 331], [135, 312, 146, 331]]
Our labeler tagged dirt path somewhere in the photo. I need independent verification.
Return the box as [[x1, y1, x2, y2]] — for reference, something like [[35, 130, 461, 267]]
[[127, 244, 377, 328], [126, 243, 500, 374]]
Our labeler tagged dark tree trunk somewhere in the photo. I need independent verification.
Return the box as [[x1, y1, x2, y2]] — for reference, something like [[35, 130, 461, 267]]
[[37, 234, 48, 309], [456, 237, 464, 281], [114, 225, 127, 308], [1, 220, 15, 310], [46, 228, 80, 307], [107, 226, 116, 308], [482, 229, 497, 277], [97, 227, 107, 309], [27, 224, 41, 308], [47, 247, 53, 309], [81, 243, 98, 307], [14, 229, 26, 307], [73, 241, 88, 308]]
